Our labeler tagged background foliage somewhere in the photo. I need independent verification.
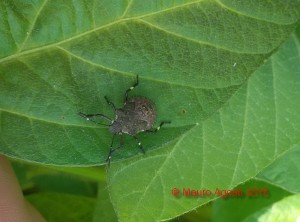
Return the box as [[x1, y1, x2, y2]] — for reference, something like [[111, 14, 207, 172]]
[[0, 0, 299, 221]]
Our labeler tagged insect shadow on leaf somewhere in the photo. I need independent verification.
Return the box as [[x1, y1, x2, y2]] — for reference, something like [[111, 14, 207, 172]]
[[79, 75, 171, 166]]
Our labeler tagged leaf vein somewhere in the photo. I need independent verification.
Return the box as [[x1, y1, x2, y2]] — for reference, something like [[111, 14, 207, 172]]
[[230, 84, 249, 187], [18, 0, 49, 52]]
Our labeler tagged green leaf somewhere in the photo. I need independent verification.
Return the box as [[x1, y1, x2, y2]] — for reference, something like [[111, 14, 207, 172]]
[[0, 0, 300, 221], [93, 181, 118, 222], [12, 160, 100, 197], [27, 192, 95, 222], [212, 179, 292, 222], [256, 144, 300, 193], [244, 194, 300, 222], [107, 27, 300, 221], [1, 0, 299, 165], [13, 160, 106, 221]]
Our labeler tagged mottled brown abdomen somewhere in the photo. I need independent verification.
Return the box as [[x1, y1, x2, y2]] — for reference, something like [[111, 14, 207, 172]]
[[109, 96, 156, 135]]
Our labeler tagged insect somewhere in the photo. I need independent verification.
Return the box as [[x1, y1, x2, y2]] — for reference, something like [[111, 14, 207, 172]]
[[79, 75, 171, 166]]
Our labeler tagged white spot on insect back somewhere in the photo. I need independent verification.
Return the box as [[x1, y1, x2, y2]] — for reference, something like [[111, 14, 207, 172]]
[[138, 142, 141, 146], [86, 118, 89, 120], [233, 62, 237, 67], [130, 86, 134, 90]]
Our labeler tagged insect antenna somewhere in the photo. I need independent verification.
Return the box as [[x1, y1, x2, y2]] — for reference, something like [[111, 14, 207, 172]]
[[79, 112, 113, 126]]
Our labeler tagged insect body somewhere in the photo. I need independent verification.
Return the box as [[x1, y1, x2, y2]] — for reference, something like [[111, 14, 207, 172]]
[[79, 75, 170, 166], [109, 96, 156, 135]]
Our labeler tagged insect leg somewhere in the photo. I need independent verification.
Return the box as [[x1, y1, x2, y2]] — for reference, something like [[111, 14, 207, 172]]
[[146, 121, 171, 134], [106, 133, 124, 166], [133, 136, 145, 154], [106, 134, 116, 166], [104, 96, 116, 111], [124, 75, 139, 105], [79, 112, 113, 125]]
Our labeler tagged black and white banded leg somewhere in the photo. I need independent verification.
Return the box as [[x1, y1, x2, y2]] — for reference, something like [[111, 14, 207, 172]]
[[106, 133, 124, 166], [133, 136, 145, 154], [124, 75, 139, 105], [146, 121, 171, 134], [104, 96, 116, 112]]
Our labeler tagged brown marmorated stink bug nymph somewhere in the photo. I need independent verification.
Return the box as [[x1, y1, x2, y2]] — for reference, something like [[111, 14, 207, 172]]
[[79, 75, 171, 166]]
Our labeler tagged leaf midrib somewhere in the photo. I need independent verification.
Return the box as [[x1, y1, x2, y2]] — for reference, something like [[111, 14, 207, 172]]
[[0, 108, 105, 128], [1, 1, 204, 64]]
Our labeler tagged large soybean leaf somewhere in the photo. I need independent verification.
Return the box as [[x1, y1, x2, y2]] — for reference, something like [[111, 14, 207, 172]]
[[107, 27, 300, 221], [0, 0, 299, 165]]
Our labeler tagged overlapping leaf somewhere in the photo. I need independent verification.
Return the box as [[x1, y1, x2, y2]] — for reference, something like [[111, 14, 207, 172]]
[[107, 26, 300, 222]]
